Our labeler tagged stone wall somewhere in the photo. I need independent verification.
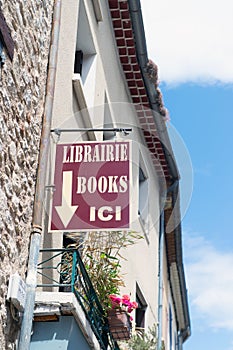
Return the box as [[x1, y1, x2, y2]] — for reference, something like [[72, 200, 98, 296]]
[[0, 1, 53, 348]]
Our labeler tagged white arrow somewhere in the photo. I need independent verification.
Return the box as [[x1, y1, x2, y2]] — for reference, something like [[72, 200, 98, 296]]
[[55, 171, 78, 228]]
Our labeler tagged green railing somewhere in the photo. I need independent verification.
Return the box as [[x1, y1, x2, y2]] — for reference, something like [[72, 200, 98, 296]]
[[37, 248, 119, 350]]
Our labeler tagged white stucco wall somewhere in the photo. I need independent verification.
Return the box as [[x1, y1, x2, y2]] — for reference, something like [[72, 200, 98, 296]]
[[43, 0, 162, 334]]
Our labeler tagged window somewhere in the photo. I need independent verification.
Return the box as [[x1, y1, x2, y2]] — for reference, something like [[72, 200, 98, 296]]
[[0, 8, 14, 65], [135, 284, 147, 332], [59, 234, 83, 292], [138, 165, 149, 235], [74, 0, 97, 108], [74, 50, 83, 75], [0, 40, 5, 67]]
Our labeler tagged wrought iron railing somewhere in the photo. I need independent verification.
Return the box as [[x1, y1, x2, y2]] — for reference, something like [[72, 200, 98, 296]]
[[37, 248, 119, 350]]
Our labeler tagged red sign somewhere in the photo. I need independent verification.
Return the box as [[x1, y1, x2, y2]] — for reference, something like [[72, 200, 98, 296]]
[[50, 141, 130, 231]]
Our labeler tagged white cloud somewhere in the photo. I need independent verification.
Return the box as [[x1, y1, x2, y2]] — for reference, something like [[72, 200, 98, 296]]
[[184, 232, 233, 330], [141, 0, 233, 85]]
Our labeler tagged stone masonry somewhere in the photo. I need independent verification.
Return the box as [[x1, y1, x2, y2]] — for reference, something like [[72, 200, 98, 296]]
[[0, 1, 53, 348]]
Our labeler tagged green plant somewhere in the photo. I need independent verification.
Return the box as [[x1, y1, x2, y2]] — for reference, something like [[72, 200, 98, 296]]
[[119, 324, 158, 350], [120, 325, 157, 350], [85, 251, 124, 309], [81, 230, 143, 311]]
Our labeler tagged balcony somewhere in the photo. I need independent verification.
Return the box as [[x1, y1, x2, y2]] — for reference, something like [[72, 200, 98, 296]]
[[35, 248, 120, 350]]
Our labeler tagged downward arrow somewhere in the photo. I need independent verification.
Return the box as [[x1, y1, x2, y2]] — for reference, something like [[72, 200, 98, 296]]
[[55, 171, 78, 228]]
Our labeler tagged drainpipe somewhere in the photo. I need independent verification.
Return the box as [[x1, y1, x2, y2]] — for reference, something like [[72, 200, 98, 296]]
[[18, 1, 61, 349], [157, 210, 165, 350], [157, 180, 179, 350], [177, 331, 182, 350]]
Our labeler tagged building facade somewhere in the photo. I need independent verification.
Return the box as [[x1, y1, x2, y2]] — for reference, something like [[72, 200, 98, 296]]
[[0, 1, 190, 350]]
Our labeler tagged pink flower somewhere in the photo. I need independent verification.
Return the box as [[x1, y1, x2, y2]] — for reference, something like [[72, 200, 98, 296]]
[[122, 294, 131, 306], [108, 294, 138, 313], [109, 294, 121, 307], [122, 299, 131, 306], [131, 301, 138, 309], [127, 301, 138, 313], [109, 294, 120, 303]]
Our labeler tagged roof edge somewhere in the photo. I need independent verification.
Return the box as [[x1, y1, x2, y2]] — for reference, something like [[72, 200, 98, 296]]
[[127, 0, 179, 182]]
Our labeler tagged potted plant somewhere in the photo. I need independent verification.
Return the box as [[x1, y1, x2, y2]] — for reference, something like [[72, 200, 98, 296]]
[[107, 294, 138, 340], [81, 230, 142, 310]]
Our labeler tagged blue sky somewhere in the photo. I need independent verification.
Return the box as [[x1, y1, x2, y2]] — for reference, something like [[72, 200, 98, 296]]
[[164, 84, 233, 350], [141, 1, 233, 350]]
